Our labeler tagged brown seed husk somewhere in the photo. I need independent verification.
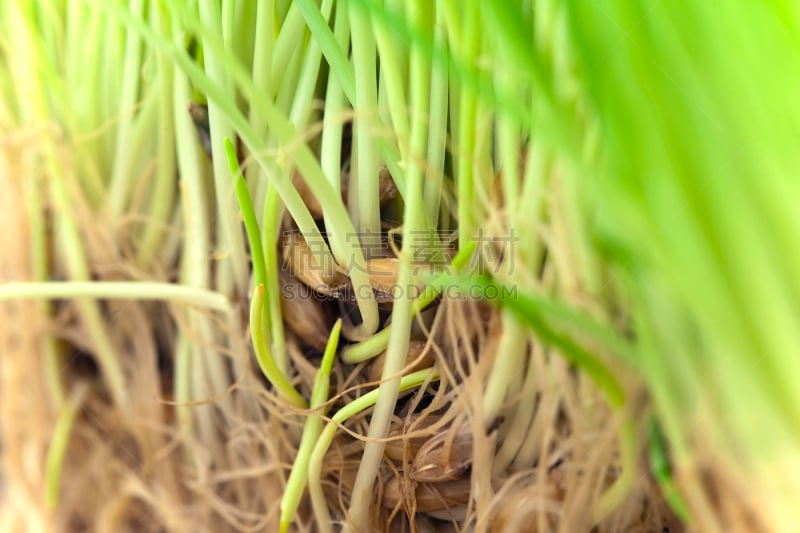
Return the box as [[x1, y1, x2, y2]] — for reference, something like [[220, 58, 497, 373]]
[[383, 414, 444, 463], [490, 479, 563, 532], [409, 423, 473, 483], [339, 258, 430, 305], [280, 270, 336, 350], [281, 229, 430, 304], [281, 229, 347, 292], [382, 475, 471, 514]]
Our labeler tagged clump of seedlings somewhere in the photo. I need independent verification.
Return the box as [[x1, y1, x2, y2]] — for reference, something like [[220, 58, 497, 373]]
[[0, 0, 677, 530], [5, 1, 799, 532]]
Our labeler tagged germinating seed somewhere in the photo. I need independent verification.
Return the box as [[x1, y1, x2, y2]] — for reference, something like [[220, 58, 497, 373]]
[[280, 270, 336, 350], [491, 480, 563, 531], [382, 475, 471, 514], [409, 423, 473, 483], [281, 229, 347, 293], [383, 413, 443, 462]]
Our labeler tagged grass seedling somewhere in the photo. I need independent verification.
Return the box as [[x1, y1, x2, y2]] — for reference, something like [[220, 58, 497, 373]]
[[8, 1, 798, 531], [307, 368, 441, 533], [44, 382, 89, 508], [249, 284, 306, 409], [280, 319, 342, 532], [224, 137, 266, 288]]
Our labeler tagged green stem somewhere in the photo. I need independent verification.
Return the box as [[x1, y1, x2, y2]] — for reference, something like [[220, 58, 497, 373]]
[[318, 0, 350, 265], [347, 2, 431, 521], [373, 15, 410, 151], [453, 0, 479, 246], [261, 186, 287, 373], [648, 417, 691, 522], [295, 0, 355, 99], [348, 0, 381, 246], [309, 368, 440, 532], [288, 0, 335, 126], [107, 0, 144, 215], [423, 7, 448, 224], [136, 1, 176, 269], [45, 381, 89, 508], [246, 0, 275, 216], [482, 310, 526, 425], [171, 42, 212, 446], [224, 138, 267, 288], [0, 281, 232, 312], [280, 320, 342, 532], [270, 2, 306, 89], [341, 240, 476, 363], [199, 0, 249, 296], [250, 284, 307, 408], [496, 65, 522, 212], [496, 339, 541, 474]]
